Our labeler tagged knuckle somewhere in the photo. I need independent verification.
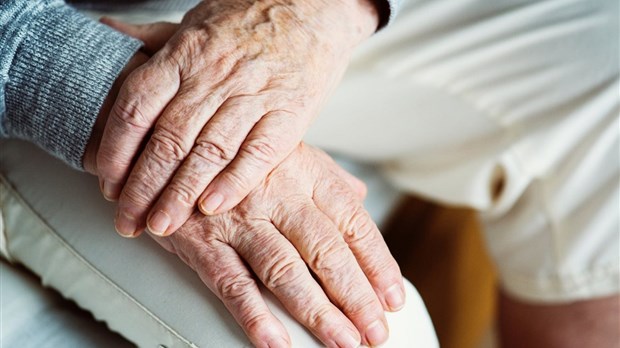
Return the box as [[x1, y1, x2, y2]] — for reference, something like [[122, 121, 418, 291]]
[[149, 129, 190, 164], [176, 28, 204, 50], [263, 255, 305, 290], [306, 303, 335, 329], [172, 28, 208, 64], [307, 237, 350, 274], [343, 206, 376, 242], [193, 139, 235, 166], [167, 180, 199, 208], [111, 91, 151, 129], [217, 275, 256, 302], [120, 185, 151, 208], [241, 138, 279, 166]]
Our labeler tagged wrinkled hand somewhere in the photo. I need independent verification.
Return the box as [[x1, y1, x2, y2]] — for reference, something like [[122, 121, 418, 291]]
[[83, 23, 404, 347], [95, 0, 381, 238], [151, 143, 405, 348]]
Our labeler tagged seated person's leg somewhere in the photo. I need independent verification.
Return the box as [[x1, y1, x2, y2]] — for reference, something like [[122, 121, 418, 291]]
[[306, 0, 619, 346], [0, 139, 438, 347], [482, 139, 619, 348], [499, 291, 620, 348]]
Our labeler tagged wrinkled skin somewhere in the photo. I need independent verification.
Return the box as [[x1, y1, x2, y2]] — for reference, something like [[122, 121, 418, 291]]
[[151, 144, 405, 347], [94, 0, 381, 238], [84, 20, 404, 346], [89, 131, 405, 348]]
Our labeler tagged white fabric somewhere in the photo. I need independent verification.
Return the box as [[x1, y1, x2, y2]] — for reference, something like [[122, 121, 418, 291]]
[[0, 261, 133, 348], [305, 0, 619, 302], [0, 140, 438, 347]]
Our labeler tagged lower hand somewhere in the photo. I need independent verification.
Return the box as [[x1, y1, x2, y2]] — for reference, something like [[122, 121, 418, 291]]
[[151, 143, 405, 348]]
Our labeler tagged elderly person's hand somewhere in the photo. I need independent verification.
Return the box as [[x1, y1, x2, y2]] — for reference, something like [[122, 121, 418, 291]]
[[151, 143, 405, 348], [88, 129, 405, 347], [85, 17, 404, 346], [95, 0, 382, 238], [84, 43, 404, 347]]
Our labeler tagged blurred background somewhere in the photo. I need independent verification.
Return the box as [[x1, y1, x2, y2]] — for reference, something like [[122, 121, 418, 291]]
[[384, 195, 497, 348]]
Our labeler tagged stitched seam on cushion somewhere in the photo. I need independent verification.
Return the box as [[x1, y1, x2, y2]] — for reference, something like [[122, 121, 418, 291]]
[[0, 182, 14, 262], [0, 174, 196, 348], [0, 217, 13, 262]]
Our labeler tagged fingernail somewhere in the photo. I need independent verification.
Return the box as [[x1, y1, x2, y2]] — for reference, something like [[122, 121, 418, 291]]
[[102, 180, 121, 201], [115, 212, 138, 237], [334, 329, 360, 348], [199, 192, 224, 215], [147, 210, 170, 236], [365, 320, 388, 347], [267, 336, 290, 348], [385, 283, 405, 311]]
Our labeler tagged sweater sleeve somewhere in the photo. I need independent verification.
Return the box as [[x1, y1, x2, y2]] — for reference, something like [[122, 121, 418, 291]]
[[0, 0, 141, 170]]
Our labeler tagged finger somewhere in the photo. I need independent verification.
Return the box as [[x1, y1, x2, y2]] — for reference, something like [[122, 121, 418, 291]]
[[181, 236, 291, 348], [272, 201, 389, 347], [100, 18, 180, 55], [97, 57, 180, 201], [114, 84, 229, 237], [232, 221, 362, 348], [332, 164, 368, 200], [199, 111, 306, 215], [313, 167, 406, 314], [146, 96, 268, 236]]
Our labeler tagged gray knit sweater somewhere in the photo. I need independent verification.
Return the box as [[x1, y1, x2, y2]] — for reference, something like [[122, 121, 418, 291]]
[[0, 0, 399, 170]]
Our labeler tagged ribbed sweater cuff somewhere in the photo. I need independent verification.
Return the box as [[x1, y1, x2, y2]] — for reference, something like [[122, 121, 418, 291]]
[[4, 3, 141, 170]]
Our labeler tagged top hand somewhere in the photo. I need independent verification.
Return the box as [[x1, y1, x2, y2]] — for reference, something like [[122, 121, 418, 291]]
[[95, 0, 381, 237]]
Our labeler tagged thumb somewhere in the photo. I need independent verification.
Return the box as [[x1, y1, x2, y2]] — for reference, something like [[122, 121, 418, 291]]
[[100, 17, 179, 55]]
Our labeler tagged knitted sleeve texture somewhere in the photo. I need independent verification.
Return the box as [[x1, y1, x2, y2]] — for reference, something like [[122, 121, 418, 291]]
[[0, 0, 141, 169]]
